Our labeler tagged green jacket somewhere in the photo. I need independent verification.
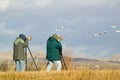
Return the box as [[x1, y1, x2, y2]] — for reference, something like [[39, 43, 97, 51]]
[[46, 36, 62, 61], [13, 37, 28, 61]]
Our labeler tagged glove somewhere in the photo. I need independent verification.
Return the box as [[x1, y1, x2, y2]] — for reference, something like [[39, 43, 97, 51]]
[[60, 52, 62, 55], [24, 39, 29, 47], [59, 48, 62, 55]]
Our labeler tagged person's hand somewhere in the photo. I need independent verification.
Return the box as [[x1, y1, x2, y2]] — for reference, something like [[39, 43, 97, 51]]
[[60, 52, 62, 55], [24, 39, 29, 47]]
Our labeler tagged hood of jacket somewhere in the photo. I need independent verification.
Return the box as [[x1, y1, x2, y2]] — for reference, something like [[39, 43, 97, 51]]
[[14, 37, 25, 46]]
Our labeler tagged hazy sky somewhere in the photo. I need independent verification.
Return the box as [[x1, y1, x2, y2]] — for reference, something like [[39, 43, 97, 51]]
[[0, 0, 120, 59]]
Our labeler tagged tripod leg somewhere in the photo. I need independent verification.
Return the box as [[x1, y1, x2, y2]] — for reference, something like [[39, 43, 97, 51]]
[[60, 55, 67, 70], [25, 48, 27, 71], [25, 53, 27, 71], [60, 56, 64, 70], [27, 47, 38, 71], [61, 55, 67, 70]]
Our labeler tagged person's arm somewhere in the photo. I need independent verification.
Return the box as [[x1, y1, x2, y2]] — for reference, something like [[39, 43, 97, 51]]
[[22, 39, 28, 47], [59, 48, 62, 55], [58, 42, 62, 55]]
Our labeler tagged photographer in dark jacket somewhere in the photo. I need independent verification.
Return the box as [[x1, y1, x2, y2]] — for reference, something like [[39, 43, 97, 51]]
[[13, 34, 28, 71]]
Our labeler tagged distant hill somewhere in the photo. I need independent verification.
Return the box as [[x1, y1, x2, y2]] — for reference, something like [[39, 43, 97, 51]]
[[72, 57, 120, 64], [109, 54, 120, 62], [1, 51, 120, 69], [72, 57, 120, 69], [72, 58, 99, 62]]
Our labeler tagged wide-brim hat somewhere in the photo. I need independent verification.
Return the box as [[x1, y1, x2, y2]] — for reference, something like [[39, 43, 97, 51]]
[[52, 33, 58, 40], [52, 33, 63, 41], [57, 35, 63, 41]]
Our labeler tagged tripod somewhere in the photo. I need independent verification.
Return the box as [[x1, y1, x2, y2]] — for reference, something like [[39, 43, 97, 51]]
[[25, 46, 38, 71], [60, 54, 67, 70]]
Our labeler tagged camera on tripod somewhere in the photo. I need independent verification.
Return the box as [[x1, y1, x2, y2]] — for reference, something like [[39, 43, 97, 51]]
[[26, 36, 32, 41], [25, 35, 38, 71]]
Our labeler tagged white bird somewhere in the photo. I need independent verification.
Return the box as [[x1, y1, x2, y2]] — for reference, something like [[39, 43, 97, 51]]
[[94, 33, 100, 37], [115, 29, 120, 33], [103, 31, 108, 34], [112, 25, 117, 28], [86, 34, 91, 37], [60, 25, 64, 29], [54, 28, 58, 31]]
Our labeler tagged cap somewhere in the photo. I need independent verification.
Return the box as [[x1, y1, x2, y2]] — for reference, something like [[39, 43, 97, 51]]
[[19, 34, 26, 40]]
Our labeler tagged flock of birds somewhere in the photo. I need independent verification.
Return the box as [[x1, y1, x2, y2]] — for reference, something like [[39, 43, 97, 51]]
[[54, 25, 120, 38], [112, 25, 120, 32], [86, 25, 120, 38]]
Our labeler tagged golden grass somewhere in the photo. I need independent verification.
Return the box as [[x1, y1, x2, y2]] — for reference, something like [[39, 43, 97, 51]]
[[0, 69, 120, 80]]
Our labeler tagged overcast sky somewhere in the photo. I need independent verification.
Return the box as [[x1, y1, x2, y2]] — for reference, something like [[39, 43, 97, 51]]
[[0, 0, 120, 59]]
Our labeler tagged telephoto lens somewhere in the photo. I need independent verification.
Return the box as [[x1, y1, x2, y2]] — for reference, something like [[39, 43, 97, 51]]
[[27, 36, 32, 41]]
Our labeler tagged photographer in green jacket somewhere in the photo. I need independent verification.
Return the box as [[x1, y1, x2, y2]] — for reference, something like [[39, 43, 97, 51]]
[[13, 34, 28, 71], [46, 34, 63, 71]]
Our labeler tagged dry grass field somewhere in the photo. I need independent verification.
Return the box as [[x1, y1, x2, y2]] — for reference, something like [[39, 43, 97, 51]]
[[1, 52, 120, 80], [0, 69, 120, 80]]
